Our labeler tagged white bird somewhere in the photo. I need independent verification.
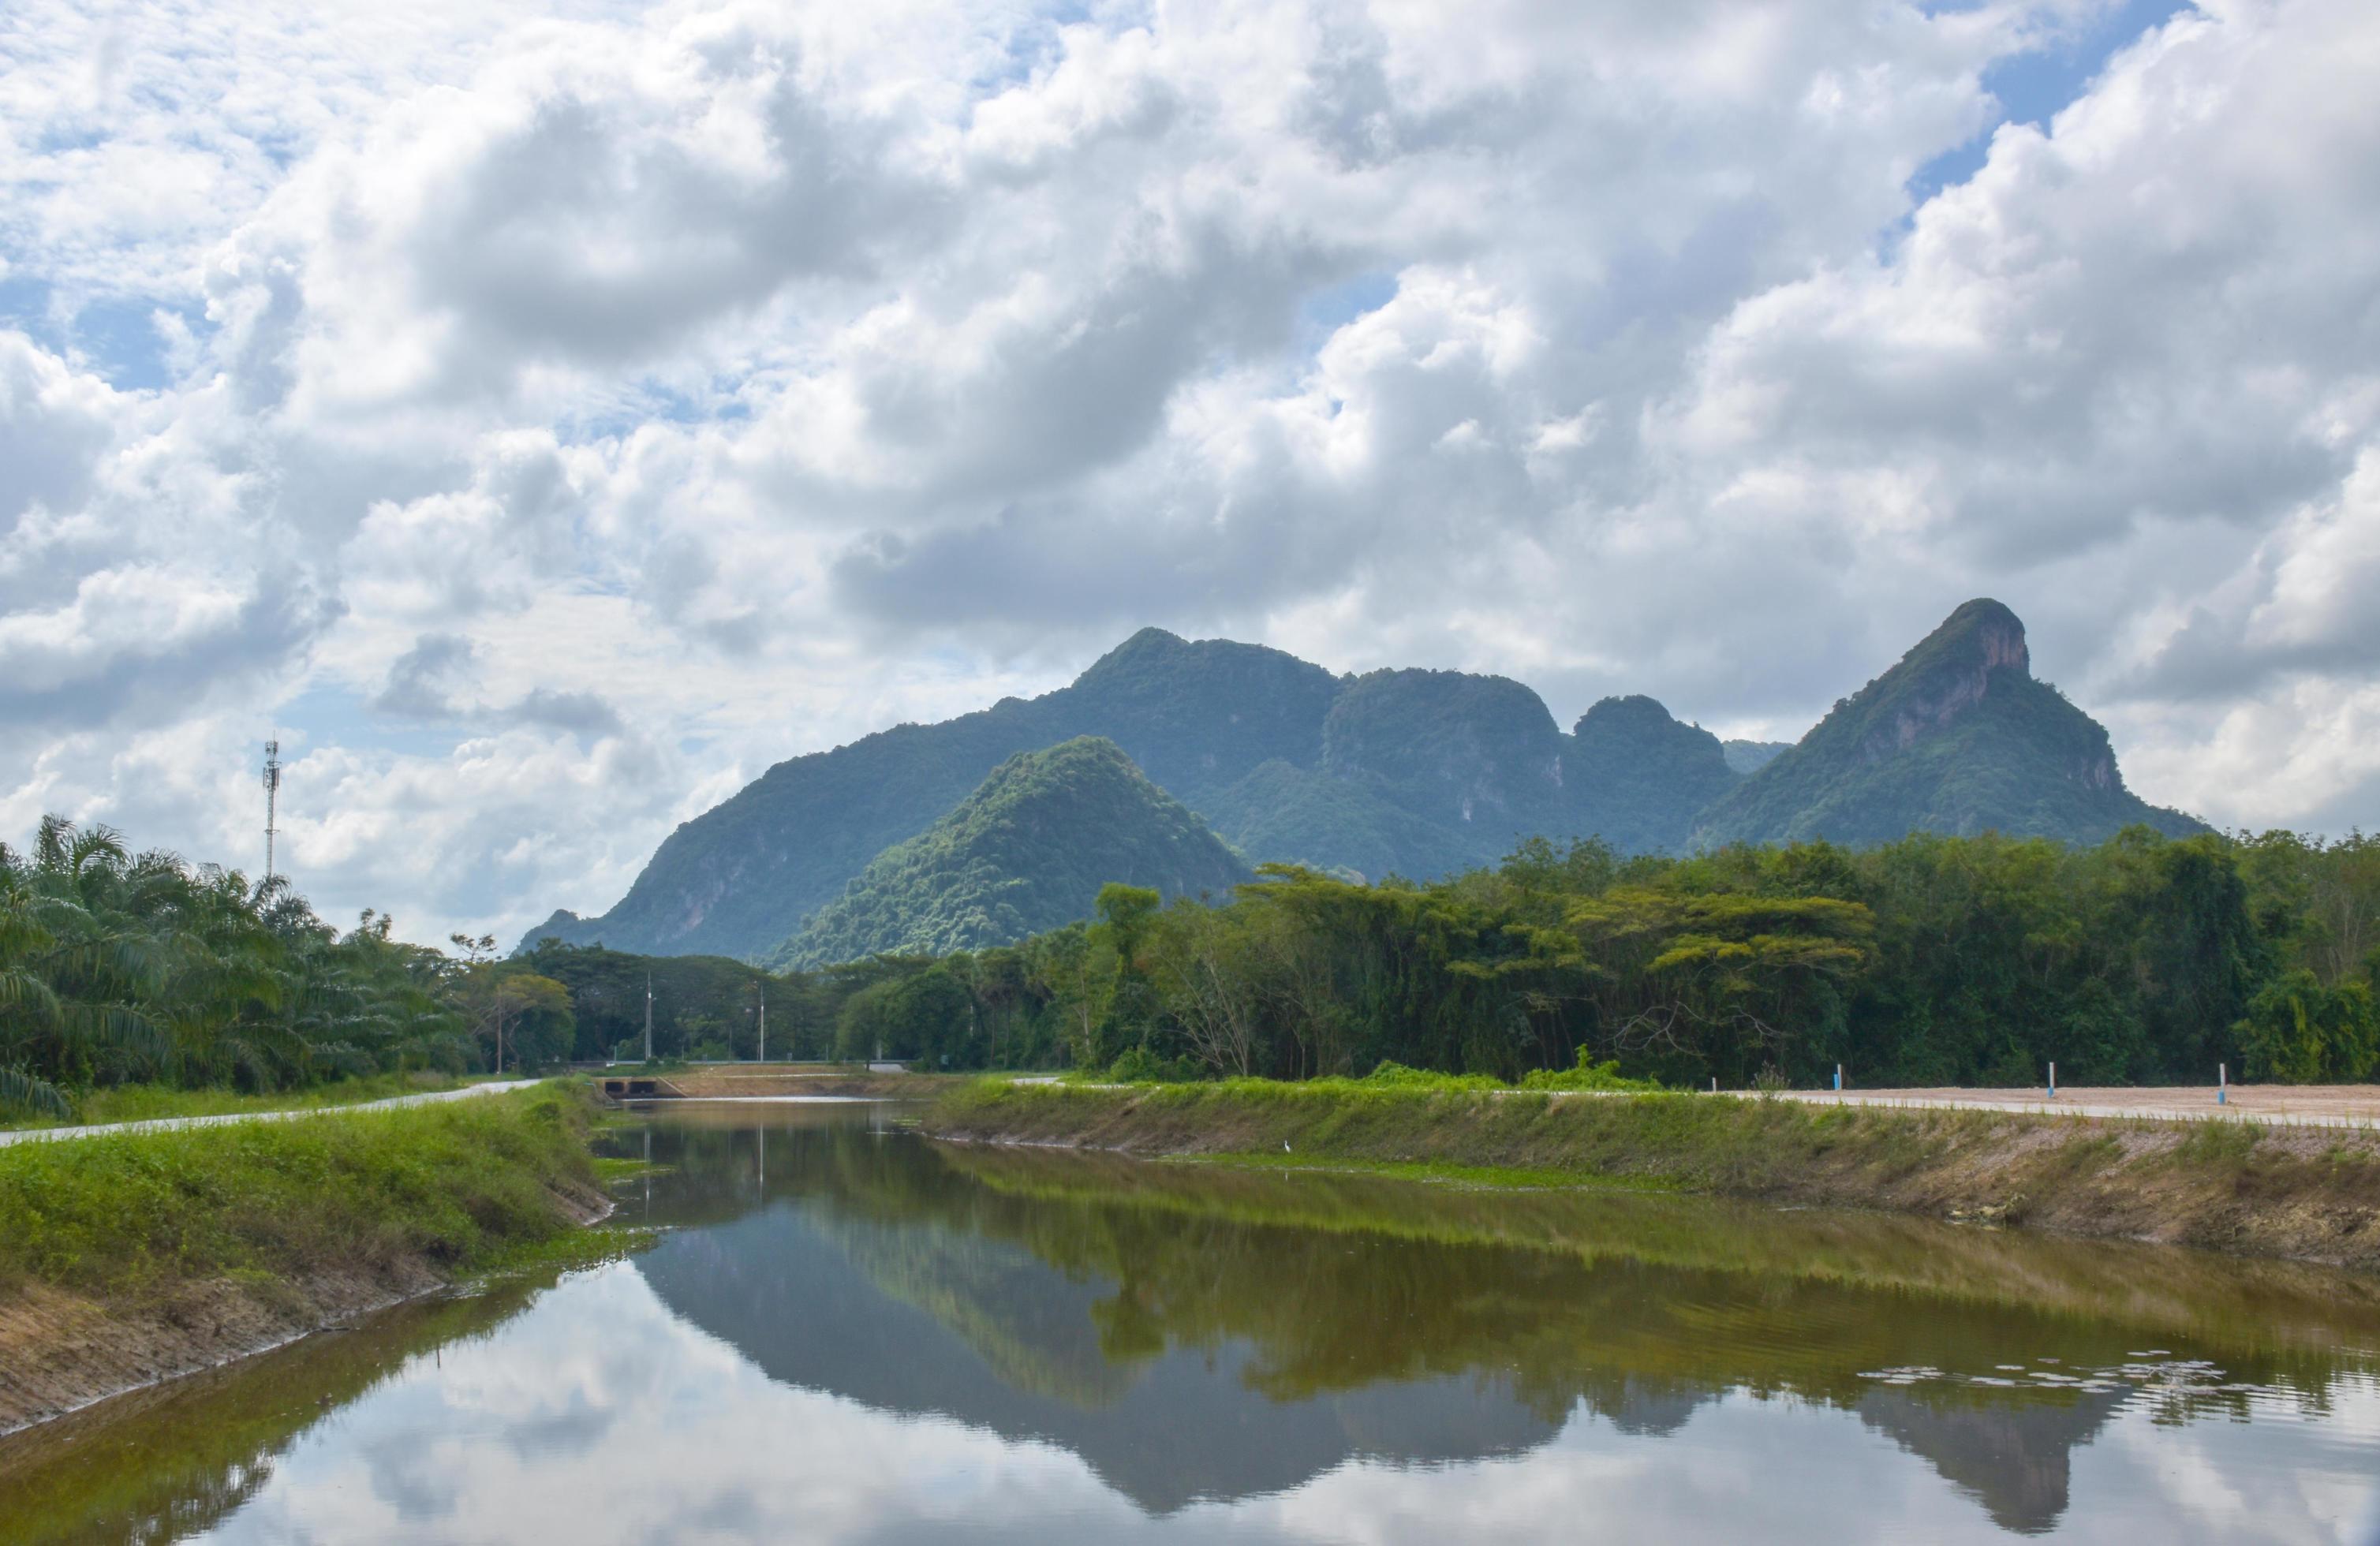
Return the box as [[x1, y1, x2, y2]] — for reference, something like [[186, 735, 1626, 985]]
[[1283, 1140, 1291, 1152]]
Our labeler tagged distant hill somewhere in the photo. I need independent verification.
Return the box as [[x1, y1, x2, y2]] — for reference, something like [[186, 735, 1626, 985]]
[[1721, 739, 1791, 775], [1196, 760, 1474, 883], [1568, 696, 1739, 855], [1693, 600, 2204, 848], [527, 629, 1332, 960], [772, 738, 1251, 968], [1191, 667, 1580, 881], [525, 603, 2204, 962]]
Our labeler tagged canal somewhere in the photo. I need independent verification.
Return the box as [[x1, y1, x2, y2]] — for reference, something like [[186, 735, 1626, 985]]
[[4, 1100, 2378, 1542]]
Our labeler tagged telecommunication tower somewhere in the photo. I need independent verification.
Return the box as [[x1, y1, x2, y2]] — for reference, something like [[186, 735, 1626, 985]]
[[261, 739, 283, 881]]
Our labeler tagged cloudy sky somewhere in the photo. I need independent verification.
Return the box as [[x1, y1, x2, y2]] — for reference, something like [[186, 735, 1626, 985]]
[[4, 0, 2377, 947]]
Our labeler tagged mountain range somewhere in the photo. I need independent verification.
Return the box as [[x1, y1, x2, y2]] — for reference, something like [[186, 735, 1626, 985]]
[[525, 599, 2203, 965]]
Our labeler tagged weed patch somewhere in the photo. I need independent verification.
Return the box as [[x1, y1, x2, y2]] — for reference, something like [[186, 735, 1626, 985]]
[[2173, 1120, 2266, 1167], [0, 1086, 600, 1301]]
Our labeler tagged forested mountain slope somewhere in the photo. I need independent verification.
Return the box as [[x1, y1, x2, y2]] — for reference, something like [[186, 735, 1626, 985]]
[[527, 630, 1334, 960], [1568, 696, 1741, 855], [1722, 739, 1791, 775], [1693, 599, 2204, 847], [772, 738, 1250, 968]]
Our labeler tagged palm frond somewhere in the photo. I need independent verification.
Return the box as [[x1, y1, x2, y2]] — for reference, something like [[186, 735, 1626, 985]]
[[0, 1064, 73, 1119]]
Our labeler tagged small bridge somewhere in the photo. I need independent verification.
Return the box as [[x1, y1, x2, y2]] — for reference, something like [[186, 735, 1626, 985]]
[[597, 1074, 689, 1101]]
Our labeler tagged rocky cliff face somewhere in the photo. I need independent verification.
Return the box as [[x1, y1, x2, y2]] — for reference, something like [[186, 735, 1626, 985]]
[[1858, 599, 2030, 764]]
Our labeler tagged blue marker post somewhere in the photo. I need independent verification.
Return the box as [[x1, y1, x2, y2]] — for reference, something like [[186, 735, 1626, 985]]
[[2219, 1063, 2227, 1106], [1834, 1064, 1843, 1092], [2048, 1062, 2057, 1100]]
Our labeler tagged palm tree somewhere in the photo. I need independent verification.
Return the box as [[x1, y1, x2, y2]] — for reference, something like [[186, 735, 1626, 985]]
[[0, 822, 171, 1114], [0, 816, 481, 1118]]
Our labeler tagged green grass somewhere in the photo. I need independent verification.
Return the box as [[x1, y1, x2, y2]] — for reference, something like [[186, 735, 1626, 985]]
[[1042, 1058, 1661, 1098], [0, 1070, 511, 1133], [0, 1085, 601, 1299], [1194, 1151, 1676, 1191], [467, 1222, 657, 1281], [946, 1077, 1967, 1192], [592, 1155, 663, 1185]]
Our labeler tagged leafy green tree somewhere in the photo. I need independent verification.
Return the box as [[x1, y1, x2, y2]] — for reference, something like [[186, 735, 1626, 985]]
[[1147, 902, 1267, 1077], [1564, 887, 1874, 1085], [2235, 971, 2378, 1084]]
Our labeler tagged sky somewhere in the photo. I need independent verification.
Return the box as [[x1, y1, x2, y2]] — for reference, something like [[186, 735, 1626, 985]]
[[3, 0, 2378, 949]]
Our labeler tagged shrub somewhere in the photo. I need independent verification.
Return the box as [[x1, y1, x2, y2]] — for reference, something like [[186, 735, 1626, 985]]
[[1356, 1060, 1506, 1093], [1519, 1051, 1665, 1093], [1107, 1047, 1206, 1084]]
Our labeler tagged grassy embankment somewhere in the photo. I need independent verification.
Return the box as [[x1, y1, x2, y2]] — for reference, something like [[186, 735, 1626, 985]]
[[924, 1077, 2380, 1270], [0, 1083, 618, 1433], [0, 1070, 510, 1133]]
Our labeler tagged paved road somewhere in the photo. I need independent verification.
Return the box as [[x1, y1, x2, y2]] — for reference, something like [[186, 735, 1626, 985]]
[[1532, 1084, 2380, 1130], [995, 1077, 2380, 1132], [1763, 1088, 2380, 1130], [0, 1080, 546, 1148]]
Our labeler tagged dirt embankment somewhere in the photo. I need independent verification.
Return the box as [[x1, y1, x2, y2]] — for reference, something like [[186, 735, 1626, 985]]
[[0, 1185, 607, 1436], [921, 1083, 2380, 1271]]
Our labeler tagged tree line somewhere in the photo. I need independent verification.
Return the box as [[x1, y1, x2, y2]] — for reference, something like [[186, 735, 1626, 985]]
[[9, 816, 2376, 1117], [705, 825, 2379, 1089], [1, 817, 573, 1117]]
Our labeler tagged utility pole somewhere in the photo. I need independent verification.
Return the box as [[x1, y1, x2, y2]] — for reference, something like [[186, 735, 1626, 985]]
[[644, 973, 654, 1062], [757, 980, 768, 1065], [260, 740, 282, 881]]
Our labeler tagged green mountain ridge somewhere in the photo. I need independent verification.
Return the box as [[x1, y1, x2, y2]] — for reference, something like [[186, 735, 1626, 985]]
[[526, 600, 2204, 963], [771, 737, 1253, 969], [1693, 599, 2204, 847]]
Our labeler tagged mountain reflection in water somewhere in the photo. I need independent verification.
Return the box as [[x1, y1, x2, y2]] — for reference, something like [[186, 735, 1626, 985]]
[[3, 1101, 2377, 1545]]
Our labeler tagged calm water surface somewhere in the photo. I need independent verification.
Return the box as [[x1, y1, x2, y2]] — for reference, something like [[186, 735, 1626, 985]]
[[5, 1101, 2379, 1544]]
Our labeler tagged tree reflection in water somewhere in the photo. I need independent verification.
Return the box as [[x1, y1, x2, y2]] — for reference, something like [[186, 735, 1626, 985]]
[[4, 1103, 2375, 1543]]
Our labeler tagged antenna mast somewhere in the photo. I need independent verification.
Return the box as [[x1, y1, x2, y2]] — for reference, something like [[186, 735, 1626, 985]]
[[260, 739, 283, 881]]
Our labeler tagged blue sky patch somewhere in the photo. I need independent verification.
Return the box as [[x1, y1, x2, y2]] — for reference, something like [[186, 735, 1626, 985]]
[[0, 271, 206, 391], [1907, 0, 2193, 207]]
